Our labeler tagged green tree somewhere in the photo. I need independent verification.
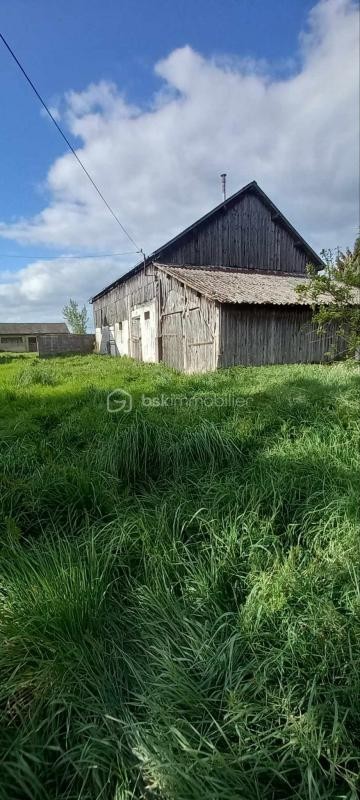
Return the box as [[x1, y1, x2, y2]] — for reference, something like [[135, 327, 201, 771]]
[[63, 299, 89, 334], [297, 237, 360, 358]]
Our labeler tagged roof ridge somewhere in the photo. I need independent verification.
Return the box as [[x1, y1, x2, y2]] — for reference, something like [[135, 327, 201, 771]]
[[154, 263, 308, 278], [0, 321, 68, 324], [0, 322, 69, 332]]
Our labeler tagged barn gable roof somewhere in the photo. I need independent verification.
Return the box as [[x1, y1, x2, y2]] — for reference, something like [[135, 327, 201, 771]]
[[156, 264, 360, 307], [90, 181, 323, 302], [0, 322, 69, 335]]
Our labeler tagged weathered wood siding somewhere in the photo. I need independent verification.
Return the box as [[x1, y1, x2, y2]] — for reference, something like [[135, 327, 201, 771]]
[[159, 192, 309, 274], [92, 269, 156, 328], [92, 268, 159, 359], [158, 271, 217, 373], [93, 267, 339, 371], [219, 305, 338, 367]]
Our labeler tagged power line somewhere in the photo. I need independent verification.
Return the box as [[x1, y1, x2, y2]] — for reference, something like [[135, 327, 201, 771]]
[[0, 251, 138, 260], [0, 31, 143, 253]]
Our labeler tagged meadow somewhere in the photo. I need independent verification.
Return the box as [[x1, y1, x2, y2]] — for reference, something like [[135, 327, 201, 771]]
[[0, 352, 359, 800]]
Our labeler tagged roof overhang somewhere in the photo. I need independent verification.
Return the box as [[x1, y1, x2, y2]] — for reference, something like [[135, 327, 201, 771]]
[[155, 263, 360, 307]]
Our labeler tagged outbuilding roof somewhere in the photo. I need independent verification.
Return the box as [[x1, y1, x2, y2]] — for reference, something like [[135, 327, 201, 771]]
[[0, 322, 69, 335], [90, 180, 324, 302], [156, 264, 360, 306]]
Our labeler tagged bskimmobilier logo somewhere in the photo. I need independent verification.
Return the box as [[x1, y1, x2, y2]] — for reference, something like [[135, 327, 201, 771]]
[[107, 388, 246, 413], [107, 388, 133, 414]]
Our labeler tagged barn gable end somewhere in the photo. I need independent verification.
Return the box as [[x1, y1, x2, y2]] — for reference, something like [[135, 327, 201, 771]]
[[155, 187, 316, 274], [90, 181, 322, 305]]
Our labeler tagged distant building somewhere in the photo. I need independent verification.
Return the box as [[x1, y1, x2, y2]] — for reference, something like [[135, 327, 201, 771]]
[[0, 323, 69, 353], [90, 181, 341, 372]]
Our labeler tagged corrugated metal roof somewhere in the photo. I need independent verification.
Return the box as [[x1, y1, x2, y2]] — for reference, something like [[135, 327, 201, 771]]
[[156, 264, 360, 306], [0, 323, 69, 334]]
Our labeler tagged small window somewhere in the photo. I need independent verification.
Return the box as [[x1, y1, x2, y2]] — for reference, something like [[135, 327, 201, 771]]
[[144, 311, 150, 320], [1, 336, 23, 344], [118, 322, 122, 331]]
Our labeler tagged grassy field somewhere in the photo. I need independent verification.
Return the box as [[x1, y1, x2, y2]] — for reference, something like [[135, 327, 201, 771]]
[[0, 353, 359, 800]]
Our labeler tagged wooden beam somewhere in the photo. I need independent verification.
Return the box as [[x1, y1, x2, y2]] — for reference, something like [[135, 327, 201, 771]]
[[183, 286, 188, 373], [188, 340, 213, 347]]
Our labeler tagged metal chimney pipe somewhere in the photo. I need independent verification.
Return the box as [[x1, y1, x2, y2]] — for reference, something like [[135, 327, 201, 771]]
[[220, 173, 227, 202]]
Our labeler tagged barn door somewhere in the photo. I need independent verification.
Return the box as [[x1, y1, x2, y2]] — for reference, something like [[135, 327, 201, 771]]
[[28, 336, 37, 352], [184, 307, 214, 373], [109, 326, 116, 356], [131, 316, 142, 361], [161, 310, 184, 371]]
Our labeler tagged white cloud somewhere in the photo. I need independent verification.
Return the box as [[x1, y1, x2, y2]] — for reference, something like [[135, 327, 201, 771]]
[[0, 0, 358, 321], [0, 257, 122, 323]]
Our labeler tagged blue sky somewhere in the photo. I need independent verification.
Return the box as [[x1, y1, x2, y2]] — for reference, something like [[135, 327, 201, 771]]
[[1, 0, 315, 223], [0, 0, 358, 320]]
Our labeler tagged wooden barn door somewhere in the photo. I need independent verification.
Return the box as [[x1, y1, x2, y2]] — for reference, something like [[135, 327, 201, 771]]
[[184, 307, 214, 373], [131, 316, 142, 361], [109, 326, 116, 356], [161, 310, 184, 371], [28, 336, 37, 352]]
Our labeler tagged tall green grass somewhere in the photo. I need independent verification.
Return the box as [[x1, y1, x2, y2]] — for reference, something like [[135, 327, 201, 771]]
[[0, 354, 359, 798]]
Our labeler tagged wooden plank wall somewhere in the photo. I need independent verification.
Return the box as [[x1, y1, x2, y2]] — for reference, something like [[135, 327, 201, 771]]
[[159, 193, 309, 274], [92, 269, 156, 328], [219, 305, 339, 367], [158, 271, 217, 372]]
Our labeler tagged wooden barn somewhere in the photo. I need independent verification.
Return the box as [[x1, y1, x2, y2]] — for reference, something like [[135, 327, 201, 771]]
[[90, 181, 338, 372]]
